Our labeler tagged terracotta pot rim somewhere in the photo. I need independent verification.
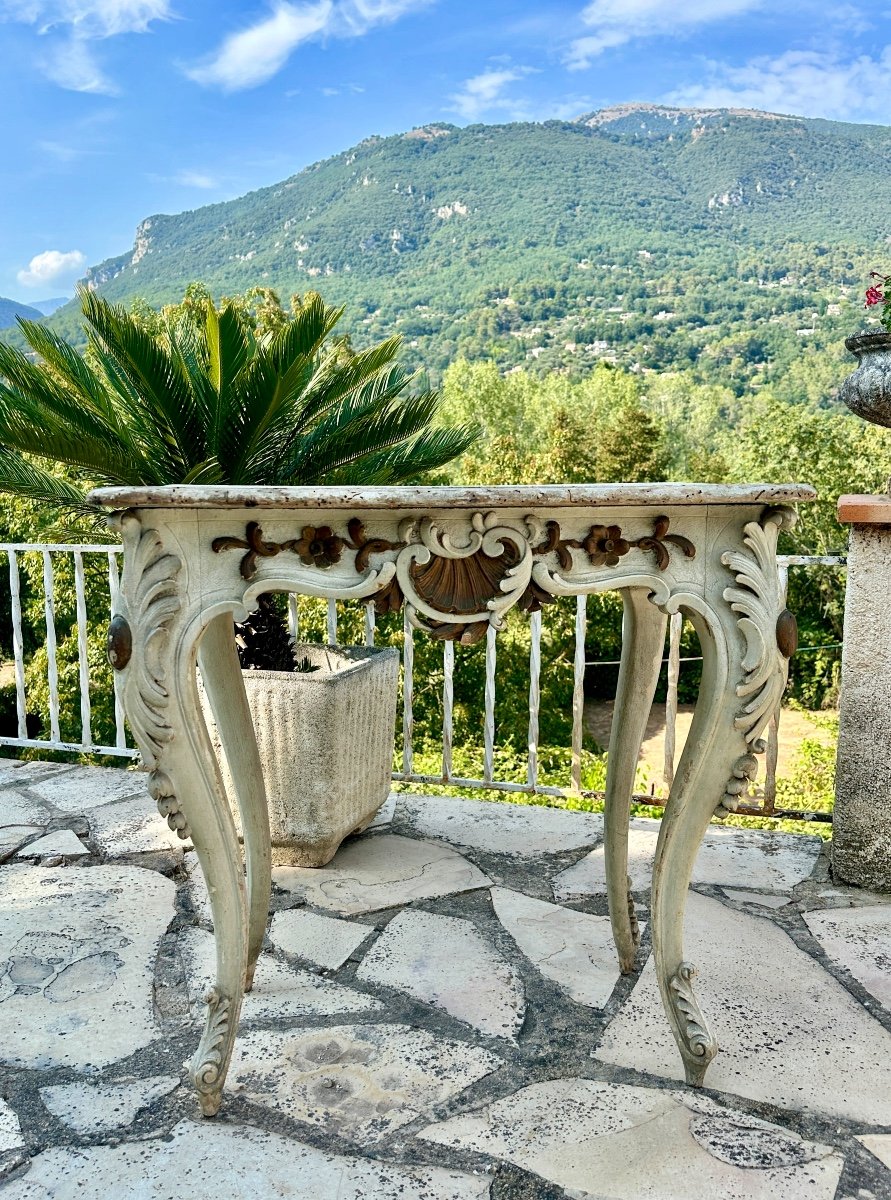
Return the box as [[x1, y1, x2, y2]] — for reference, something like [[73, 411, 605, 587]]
[[845, 329, 891, 354]]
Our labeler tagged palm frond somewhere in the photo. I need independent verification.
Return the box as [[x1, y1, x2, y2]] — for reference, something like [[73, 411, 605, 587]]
[[325, 424, 481, 485], [0, 449, 99, 516], [281, 390, 457, 483], [78, 288, 204, 471]]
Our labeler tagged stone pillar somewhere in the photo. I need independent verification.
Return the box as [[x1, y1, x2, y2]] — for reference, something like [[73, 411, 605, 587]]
[[834, 495, 891, 890]]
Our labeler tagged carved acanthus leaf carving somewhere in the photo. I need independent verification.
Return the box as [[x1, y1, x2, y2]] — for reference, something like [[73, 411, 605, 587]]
[[190, 988, 232, 1117], [716, 753, 759, 816], [108, 515, 189, 838], [669, 961, 718, 1082], [148, 769, 191, 840], [212, 512, 696, 641], [721, 506, 796, 745], [112, 517, 183, 769]]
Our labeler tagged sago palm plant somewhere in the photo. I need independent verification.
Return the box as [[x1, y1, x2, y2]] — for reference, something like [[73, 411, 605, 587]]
[[0, 286, 478, 668], [0, 286, 476, 515]]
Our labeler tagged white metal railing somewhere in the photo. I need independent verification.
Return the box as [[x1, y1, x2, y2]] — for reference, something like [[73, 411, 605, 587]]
[[0, 545, 845, 816], [0, 544, 137, 758]]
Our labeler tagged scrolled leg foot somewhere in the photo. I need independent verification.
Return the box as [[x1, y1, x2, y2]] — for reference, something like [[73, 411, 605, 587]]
[[190, 988, 235, 1118], [668, 961, 718, 1086]]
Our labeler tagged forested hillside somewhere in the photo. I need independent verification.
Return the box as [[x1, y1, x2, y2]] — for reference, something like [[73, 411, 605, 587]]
[[0, 296, 42, 329], [34, 104, 890, 393]]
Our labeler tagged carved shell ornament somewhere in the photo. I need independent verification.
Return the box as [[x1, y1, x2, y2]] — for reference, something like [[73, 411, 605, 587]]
[[212, 512, 696, 643]]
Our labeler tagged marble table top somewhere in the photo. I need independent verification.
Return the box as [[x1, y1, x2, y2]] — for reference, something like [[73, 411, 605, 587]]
[[89, 482, 817, 511]]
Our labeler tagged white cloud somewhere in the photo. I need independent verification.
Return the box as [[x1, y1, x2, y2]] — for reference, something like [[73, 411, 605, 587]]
[[186, 0, 432, 91], [16, 249, 86, 288], [566, 0, 763, 69], [42, 37, 118, 91], [173, 169, 217, 188], [186, 2, 333, 91], [1, 0, 171, 92], [667, 46, 891, 122], [0, 0, 170, 36], [448, 66, 535, 121], [38, 139, 82, 161]]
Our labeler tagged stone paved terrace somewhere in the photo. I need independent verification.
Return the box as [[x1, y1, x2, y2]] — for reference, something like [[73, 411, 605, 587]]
[[0, 760, 890, 1199]]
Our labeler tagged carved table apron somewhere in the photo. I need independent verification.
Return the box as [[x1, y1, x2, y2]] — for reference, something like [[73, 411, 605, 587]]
[[90, 483, 815, 1117]]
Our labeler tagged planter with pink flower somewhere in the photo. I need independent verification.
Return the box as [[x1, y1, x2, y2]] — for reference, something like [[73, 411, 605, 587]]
[[840, 274, 891, 427]]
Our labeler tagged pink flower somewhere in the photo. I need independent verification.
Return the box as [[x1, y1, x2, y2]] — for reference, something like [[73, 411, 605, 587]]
[[866, 286, 885, 307]]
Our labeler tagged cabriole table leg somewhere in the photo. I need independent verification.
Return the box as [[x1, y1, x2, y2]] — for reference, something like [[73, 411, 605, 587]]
[[650, 603, 747, 1086], [198, 612, 271, 991], [603, 587, 667, 973]]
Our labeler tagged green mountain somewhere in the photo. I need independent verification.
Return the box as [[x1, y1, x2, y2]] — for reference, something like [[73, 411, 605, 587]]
[[47, 104, 890, 387], [0, 296, 43, 329]]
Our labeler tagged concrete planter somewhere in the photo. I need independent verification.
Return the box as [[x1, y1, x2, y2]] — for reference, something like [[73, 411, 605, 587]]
[[205, 644, 399, 867], [840, 331, 891, 428]]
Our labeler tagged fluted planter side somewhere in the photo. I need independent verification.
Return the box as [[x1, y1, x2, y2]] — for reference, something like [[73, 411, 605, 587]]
[[203, 643, 399, 866], [840, 331, 891, 428]]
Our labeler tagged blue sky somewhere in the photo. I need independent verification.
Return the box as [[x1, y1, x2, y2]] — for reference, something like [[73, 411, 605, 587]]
[[1, 0, 890, 301]]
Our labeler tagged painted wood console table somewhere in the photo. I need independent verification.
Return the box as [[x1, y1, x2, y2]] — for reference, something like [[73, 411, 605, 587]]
[[89, 482, 814, 1116]]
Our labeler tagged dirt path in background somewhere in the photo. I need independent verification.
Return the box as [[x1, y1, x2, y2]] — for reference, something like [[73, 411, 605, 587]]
[[584, 700, 835, 783]]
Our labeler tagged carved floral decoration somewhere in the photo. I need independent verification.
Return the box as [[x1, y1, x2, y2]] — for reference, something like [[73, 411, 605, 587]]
[[212, 512, 696, 644]]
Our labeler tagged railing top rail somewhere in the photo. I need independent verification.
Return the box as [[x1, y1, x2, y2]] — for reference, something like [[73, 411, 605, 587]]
[[0, 543, 119, 553], [87, 482, 817, 510], [777, 554, 847, 566]]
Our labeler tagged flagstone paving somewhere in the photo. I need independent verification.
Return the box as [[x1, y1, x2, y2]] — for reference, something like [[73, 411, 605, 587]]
[[273, 833, 492, 914], [420, 1080, 845, 1200], [178, 926, 383, 1022], [395, 793, 604, 856], [226, 1023, 502, 1143], [0, 1120, 492, 1200], [553, 818, 823, 899], [491, 888, 626, 1009], [595, 891, 891, 1125], [356, 909, 525, 1039], [0, 863, 174, 1072], [269, 909, 375, 970], [803, 904, 891, 1010], [14, 830, 87, 861], [1, 760, 890, 1199], [38, 1076, 180, 1135]]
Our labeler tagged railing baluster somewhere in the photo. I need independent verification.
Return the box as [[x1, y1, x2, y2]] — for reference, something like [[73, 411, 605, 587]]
[[442, 639, 454, 781], [764, 711, 780, 815], [483, 623, 497, 784], [364, 601, 376, 647], [663, 611, 683, 791], [73, 551, 92, 748], [108, 551, 128, 749], [571, 594, 587, 794], [7, 550, 27, 740], [402, 608, 414, 778], [327, 598, 338, 646], [41, 550, 61, 743], [763, 564, 789, 813], [287, 594, 299, 641], [527, 609, 542, 791]]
